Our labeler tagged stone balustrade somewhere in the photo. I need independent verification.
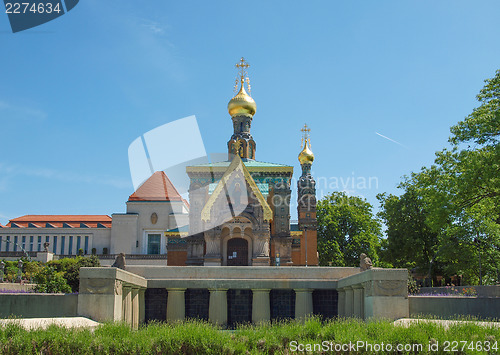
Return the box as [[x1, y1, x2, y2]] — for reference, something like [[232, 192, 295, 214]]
[[78, 267, 147, 329], [77, 266, 409, 326], [337, 268, 409, 320]]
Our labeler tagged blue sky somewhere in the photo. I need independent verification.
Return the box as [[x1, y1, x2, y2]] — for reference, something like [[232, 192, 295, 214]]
[[1, 0, 500, 224]]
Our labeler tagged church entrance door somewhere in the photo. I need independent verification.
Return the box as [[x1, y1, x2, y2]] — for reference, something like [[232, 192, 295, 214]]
[[227, 238, 248, 266]]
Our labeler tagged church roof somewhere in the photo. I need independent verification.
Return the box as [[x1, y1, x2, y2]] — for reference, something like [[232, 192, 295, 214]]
[[201, 155, 273, 222], [6, 215, 112, 228], [187, 159, 293, 174], [128, 171, 184, 202]]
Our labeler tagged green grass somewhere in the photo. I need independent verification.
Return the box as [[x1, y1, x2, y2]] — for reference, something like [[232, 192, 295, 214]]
[[0, 317, 499, 354]]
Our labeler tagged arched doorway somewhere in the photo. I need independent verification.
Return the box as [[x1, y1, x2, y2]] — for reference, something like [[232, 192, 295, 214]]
[[227, 238, 249, 266]]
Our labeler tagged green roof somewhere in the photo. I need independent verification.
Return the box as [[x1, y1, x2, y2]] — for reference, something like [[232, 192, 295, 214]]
[[189, 159, 291, 169], [208, 182, 269, 196]]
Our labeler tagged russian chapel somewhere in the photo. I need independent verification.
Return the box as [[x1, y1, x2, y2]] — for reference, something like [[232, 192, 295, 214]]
[[181, 58, 318, 266]]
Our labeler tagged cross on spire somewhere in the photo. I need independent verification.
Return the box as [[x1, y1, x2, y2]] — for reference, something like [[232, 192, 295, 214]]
[[301, 124, 310, 139], [235, 57, 250, 81], [301, 124, 311, 148]]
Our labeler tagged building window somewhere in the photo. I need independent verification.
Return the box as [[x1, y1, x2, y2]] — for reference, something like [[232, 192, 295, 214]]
[[76, 236, 81, 253], [30, 236, 34, 251], [14, 236, 18, 251], [53, 236, 57, 254], [306, 213, 310, 218], [22, 236, 26, 250], [68, 236, 73, 255], [6, 236, 10, 251], [60, 236, 65, 255], [147, 234, 161, 255], [84, 236, 89, 255], [37, 236, 42, 252]]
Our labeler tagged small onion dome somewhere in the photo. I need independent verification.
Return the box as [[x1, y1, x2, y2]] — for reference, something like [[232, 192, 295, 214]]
[[228, 80, 256, 117], [298, 140, 315, 165]]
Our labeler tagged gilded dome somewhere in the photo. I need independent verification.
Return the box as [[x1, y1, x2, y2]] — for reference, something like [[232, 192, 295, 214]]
[[298, 139, 315, 165], [228, 80, 256, 117]]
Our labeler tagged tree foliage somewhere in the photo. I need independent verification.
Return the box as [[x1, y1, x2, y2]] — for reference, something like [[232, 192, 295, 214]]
[[380, 70, 500, 285], [377, 188, 439, 272], [317, 191, 382, 266]]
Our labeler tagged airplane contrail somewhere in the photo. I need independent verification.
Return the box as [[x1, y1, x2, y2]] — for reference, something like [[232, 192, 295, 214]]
[[375, 132, 407, 148]]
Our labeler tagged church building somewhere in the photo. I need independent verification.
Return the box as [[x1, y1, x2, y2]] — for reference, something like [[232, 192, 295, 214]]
[[173, 58, 318, 266]]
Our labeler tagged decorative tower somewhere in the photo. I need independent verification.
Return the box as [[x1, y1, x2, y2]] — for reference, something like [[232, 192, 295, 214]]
[[297, 124, 319, 266], [227, 57, 257, 160]]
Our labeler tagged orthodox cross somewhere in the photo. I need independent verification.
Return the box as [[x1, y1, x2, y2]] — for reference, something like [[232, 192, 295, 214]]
[[301, 124, 311, 147], [235, 57, 250, 81], [234, 57, 251, 94]]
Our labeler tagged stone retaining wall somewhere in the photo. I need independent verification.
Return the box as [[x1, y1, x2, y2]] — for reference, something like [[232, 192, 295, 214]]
[[409, 296, 500, 320], [0, 294, 77, 318]]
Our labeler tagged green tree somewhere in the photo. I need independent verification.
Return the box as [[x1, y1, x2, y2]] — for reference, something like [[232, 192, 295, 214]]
[[396, 69, 500, 284], [317, 191, 382, 266], [377, 188, 439, 274]]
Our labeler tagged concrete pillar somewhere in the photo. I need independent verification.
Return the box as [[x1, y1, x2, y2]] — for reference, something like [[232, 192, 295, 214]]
[[166, 288, 186, 322], [122, 286, 132, 324], [252, 289, 271, 323], [294, 289, 313, 321], [209, 288, 228, 325], [131, 287, 139, 329], [344, 286, 353, 317], [139, 288, 146, 324], [352, 285, 364, 319], [337, 288, 346, 318]]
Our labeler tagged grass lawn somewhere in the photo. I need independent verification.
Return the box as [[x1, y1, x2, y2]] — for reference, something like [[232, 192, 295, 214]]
[[0, 317, 499, 354]]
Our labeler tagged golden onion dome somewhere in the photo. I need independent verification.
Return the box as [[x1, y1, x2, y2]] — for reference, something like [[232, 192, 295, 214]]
[[228, 80, 256, 117], [298, 139, 315, 165]]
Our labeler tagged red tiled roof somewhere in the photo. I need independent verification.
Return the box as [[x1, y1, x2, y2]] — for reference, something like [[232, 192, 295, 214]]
[[129, 171, 184, 202], [6, 215, 112, 228]]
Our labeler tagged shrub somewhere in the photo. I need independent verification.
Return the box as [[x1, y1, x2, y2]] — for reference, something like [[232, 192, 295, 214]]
[[33, 267, 72, 293], [48, 256, 100, 292], [407, 270, 420, 295]]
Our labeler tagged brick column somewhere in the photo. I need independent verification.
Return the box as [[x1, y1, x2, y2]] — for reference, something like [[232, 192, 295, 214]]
[[208, 288, 228, 325], [294, 289, 313, 321], [344, 286, 354, 317], [352, 285, 364, 319], [166, 288, 186, 321], [337, 288, 346, 317], [252, 289, 270, 323]]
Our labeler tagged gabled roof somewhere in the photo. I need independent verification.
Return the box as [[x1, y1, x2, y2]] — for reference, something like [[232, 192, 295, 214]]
[[128, 171, 184, 202], [187, 158, 293, 174], [6, 215, 112, 228], [201, 155, 273, 221]]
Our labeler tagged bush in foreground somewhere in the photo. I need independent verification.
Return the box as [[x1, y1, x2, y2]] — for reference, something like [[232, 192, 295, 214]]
[[0, 317, 499, 354]]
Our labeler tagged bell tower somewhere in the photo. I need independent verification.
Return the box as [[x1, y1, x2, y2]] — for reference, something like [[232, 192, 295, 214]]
[[297, 124, 318, 266], [227, 57, 257, 160]]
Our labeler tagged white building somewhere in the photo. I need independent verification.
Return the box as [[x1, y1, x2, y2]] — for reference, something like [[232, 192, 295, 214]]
[[0, 171, 189, 264]]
